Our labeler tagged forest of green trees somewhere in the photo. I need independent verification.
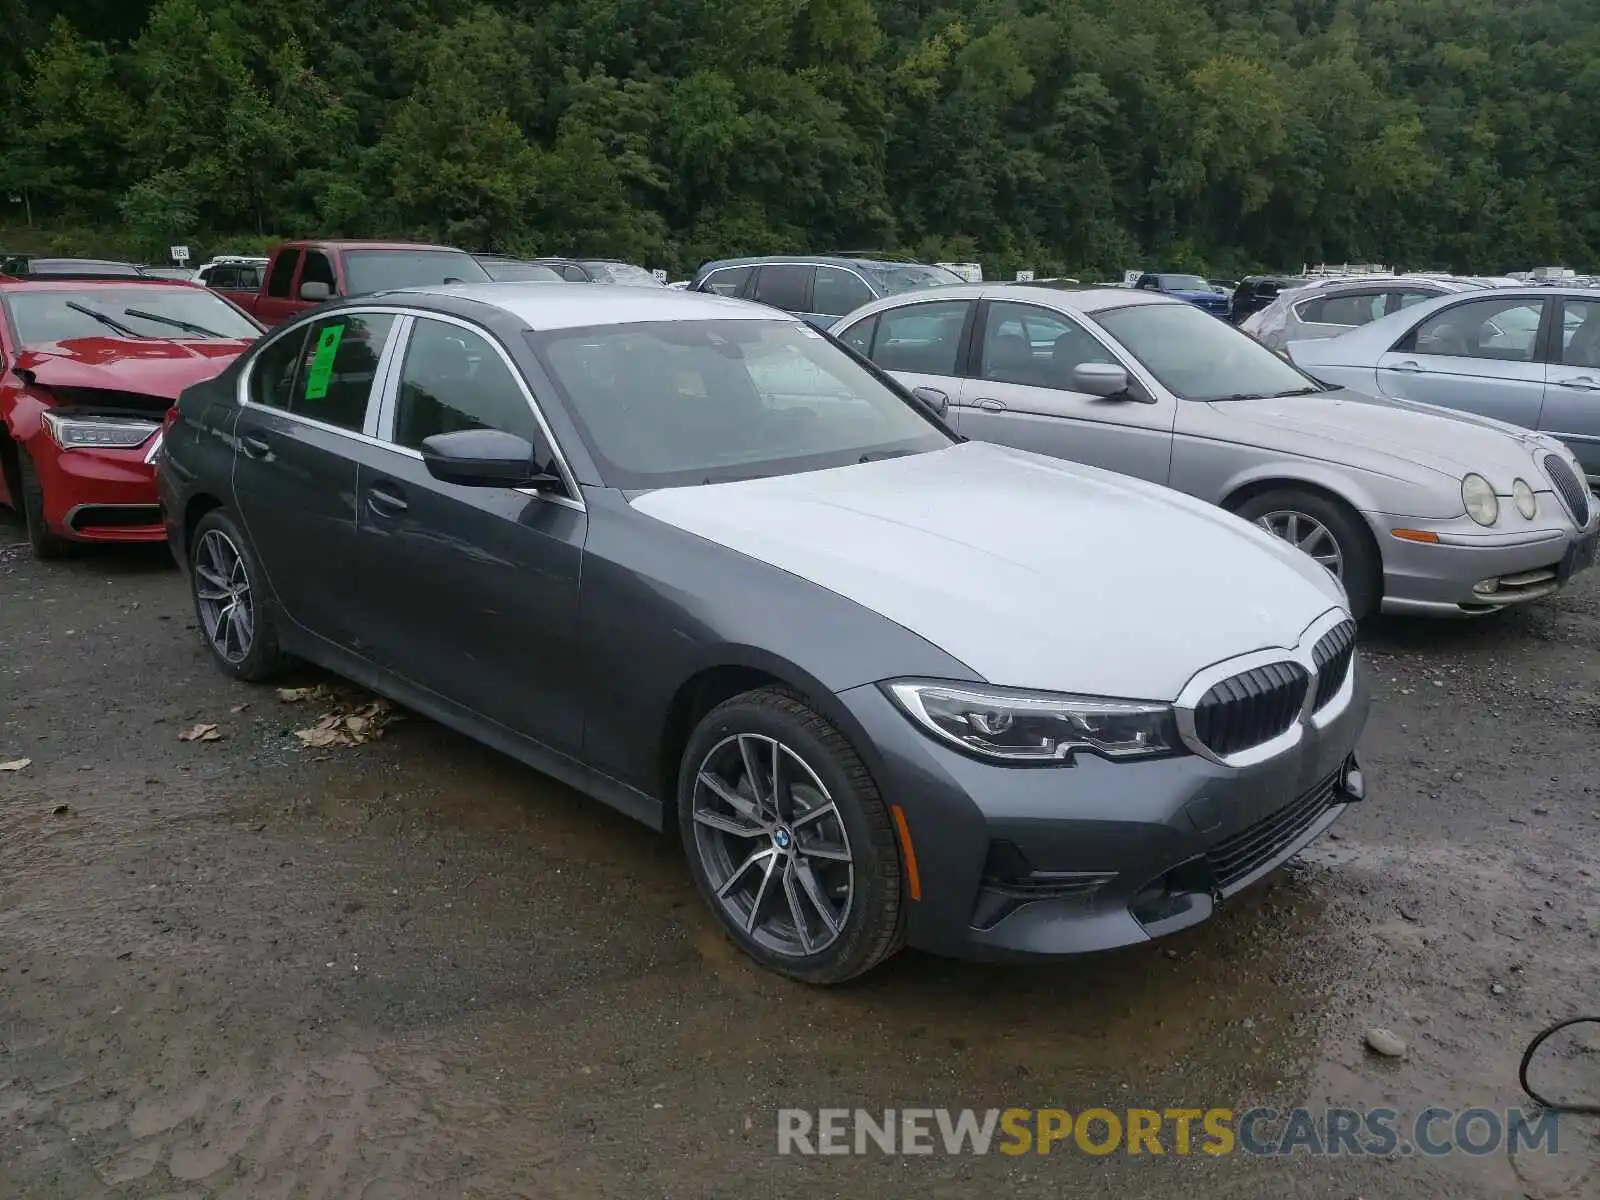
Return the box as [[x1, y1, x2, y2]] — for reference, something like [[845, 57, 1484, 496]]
[[2, 0, 1598, 278]]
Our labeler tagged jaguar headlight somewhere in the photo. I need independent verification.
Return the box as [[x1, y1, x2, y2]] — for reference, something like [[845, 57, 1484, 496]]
[[1512, 478, 1537, 520], [1461, 473, 1499, 526], [884, 681, 1179, 764]]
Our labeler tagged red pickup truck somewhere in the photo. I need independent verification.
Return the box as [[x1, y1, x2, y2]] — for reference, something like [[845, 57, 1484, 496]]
[[230, 240, 493, 327]]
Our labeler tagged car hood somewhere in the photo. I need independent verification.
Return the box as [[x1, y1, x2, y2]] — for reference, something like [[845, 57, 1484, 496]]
[[12, 337, 253, 402], [630, 441, 1345, 701], [1211, 389, 1553, 488]]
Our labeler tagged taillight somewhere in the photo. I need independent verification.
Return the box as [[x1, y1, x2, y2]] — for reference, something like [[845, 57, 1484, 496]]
[[162, 404, 181, 435]]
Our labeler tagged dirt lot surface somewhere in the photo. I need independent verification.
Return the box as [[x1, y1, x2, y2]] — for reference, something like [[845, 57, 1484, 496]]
[[2, 516, 1598, 1198]]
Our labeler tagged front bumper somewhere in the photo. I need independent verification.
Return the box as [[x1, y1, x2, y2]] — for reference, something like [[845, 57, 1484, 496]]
[[835, 662, 1370, 961], [1364, 505, 1600, 616], [33, 437, 164, 543]]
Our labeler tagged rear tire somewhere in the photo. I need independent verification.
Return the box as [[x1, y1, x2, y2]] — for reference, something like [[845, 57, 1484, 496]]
[[18, 448, 72, 560], [1234, 487, 1380, 619], [189, 508, 286, 681], [677, 686, 904, 984]]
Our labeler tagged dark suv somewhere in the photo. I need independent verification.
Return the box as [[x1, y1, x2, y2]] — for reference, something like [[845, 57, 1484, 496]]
[[1229, 275, 1300, 325], [689, 256, 963, 327]]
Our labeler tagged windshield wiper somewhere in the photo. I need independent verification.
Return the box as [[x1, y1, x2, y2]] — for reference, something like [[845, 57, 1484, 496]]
[[1213, 386, 1323, 402], [858, 449, 919, 463], [65, 301, 145, 338], [123, 307, 228, 339]]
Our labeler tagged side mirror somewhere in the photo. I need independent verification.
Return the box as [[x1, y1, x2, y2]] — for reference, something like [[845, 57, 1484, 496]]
[[1072, 362, 1131, 398], [419, 429, 560, 490], [299, 281, 332, 301], [911, 385, 950, 417]]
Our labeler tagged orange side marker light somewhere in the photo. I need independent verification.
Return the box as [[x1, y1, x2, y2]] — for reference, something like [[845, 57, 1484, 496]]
[[889, 803, 922, 901]]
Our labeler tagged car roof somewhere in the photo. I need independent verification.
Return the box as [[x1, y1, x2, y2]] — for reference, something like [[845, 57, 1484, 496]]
[[695, 255, 921, 273], [382, 282, 797, 330], [295, 240, 468, 252], [851, 282, 1175, 315]]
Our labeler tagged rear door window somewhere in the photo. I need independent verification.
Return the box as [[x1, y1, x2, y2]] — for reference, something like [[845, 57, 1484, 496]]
[[752, 264, 812, 313], [1409, 298, 1545, 362], [1299, 292, 1386, 327], [286, 313, 397, 430]]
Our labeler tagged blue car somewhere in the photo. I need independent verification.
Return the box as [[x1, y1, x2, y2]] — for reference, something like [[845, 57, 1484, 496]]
[[1133, 272, 1231, 318], [689, 255, 963, 328]]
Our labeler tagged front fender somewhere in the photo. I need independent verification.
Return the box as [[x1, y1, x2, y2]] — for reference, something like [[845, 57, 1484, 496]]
[[1194, 453, 1459, 523]]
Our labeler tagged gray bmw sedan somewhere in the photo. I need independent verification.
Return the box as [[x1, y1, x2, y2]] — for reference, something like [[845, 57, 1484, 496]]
[[157, 285, 1368, 983]]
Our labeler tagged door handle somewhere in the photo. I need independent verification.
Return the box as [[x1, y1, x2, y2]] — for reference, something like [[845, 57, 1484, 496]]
[[974, 397, 1007, 412], [1556, 376, 1600, 391], [1387, 360, 1424, 373], [240, 433, 271, 459], [366, 481, 408, 517]]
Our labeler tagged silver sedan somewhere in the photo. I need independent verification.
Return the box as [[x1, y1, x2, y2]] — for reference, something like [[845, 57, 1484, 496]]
[[1286, 286, 1600, 487], [832, 284, 1600, 619]]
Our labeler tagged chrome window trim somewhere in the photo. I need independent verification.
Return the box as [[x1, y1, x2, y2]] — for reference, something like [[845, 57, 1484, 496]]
[[1173, 606, 1353, 767], [237, 308, 404, 439], [373, 308, 586, 512], [237, 306, 586, 511]]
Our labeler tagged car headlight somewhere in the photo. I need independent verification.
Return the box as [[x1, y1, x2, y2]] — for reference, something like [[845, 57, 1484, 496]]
[[1512, 478, 1537, 519], [42, 411, 160, 450], [1461, 473, 1499, 526], [884, 680, 1179, 764]]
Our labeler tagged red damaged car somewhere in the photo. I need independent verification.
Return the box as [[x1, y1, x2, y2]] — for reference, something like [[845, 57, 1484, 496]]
[[0, 277, 261, 557]]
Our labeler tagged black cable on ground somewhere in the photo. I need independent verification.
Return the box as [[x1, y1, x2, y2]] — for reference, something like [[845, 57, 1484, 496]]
[[1520, 1017, 1600, 1115]]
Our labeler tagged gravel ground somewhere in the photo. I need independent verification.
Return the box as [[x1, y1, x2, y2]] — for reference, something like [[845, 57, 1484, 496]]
[[2, 515, 1598, 1198]]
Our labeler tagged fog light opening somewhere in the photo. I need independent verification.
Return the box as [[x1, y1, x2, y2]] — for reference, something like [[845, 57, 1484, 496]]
[[1341, 756, 1366, 801], [1473, 578, 1501, 596]]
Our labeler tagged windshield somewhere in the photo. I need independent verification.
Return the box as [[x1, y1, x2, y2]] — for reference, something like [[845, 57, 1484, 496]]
[[481, 260, 564, 283], [343, 249, 491, 293], [1158, 274, 1211, 292], [5, 286, 262, 344], [1096, 302, 1323, 401], [860, 263, 964, 296], [531, 318, 953, 488], [585, 262, 664, 287]]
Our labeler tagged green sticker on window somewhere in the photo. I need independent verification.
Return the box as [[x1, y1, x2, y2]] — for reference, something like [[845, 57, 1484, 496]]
[[303, 324, 345, 400]]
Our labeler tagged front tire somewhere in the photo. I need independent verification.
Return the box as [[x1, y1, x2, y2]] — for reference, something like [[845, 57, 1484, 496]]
[[189, 508, 285, 681], [18, 449, 72, 560], [1234, 487, 1380, 620], [677, 686, 904, 984]]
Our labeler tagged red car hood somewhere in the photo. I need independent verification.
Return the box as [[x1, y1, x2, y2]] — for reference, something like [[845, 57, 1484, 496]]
[[13, 337, 252, 402]]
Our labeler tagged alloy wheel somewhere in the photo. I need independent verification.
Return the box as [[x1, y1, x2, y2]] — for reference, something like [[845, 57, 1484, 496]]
[[1256, 509, 1344, 578], [194, 529, 255, 664], [690, 733, 854, 958]]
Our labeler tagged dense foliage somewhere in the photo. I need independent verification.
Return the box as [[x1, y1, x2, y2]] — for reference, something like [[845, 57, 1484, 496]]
[[2, 0, 1597, 277]]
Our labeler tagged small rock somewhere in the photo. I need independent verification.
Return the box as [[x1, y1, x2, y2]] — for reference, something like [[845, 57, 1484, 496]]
[[1365, 1028, 1407, 1058], [1532, 805, 1550, 816], [1451, 771, 1464, 783], [51, 804, 69, 815], [1491, 983, 1507, 996], [1242, 1017, 1255, 1030]]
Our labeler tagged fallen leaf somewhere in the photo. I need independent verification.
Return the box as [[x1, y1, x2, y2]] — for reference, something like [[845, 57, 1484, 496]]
[[178, 723, 222, 743], [0, 758, 31, 772], [276, 685, 330, 703]]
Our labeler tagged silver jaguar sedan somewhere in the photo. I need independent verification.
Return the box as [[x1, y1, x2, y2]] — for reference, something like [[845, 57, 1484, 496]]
[[833, 284, 1600, 618]]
